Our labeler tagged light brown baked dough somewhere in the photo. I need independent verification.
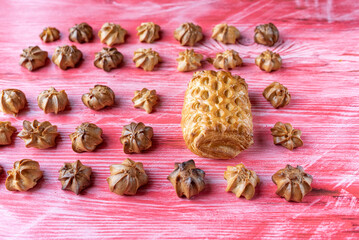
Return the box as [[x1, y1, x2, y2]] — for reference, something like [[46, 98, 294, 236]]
[[181, 70, 253, 159]]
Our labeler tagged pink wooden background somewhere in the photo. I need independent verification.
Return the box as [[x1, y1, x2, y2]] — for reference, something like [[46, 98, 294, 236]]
[[0, 0, 358, 239]]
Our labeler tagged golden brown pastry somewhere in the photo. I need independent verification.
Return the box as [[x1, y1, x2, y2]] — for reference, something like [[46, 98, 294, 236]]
[[263, 82, 290, 108], [272, 165, 313, 202], [18, 120, 59, 149], [39, 27, 60, 42], [174, 23, 203, 46], [224, 163, 259, 200], [37, 87, 69, 114], [255, 50, 282, 72], [132, 88, 158, 114], [69, 22, 93, 43], [107, 158, 148, 196], [94, 47, 123, 72], [208, 49, 242, 70], [181, 70, 253, 159], [271, 122, 303, 150], [70, 123, 103, 153], [137, 22, 160, 43], [167, 160, 205, 199], [0, 121, 16, 145], [98, 23, 127, 46], [19, 46, 48, 71], [176, 49, 203, 72], [82, 85, 115, 111], [5, 159, 43, 191], [58, 160, 92, 195], [211, 23, 240, 44], [133, 48, 161, 71], [254, 23, 279, 46], [120, 122, 153, 154], [0, 89, 26, 116], [52, 45, 82, 70]]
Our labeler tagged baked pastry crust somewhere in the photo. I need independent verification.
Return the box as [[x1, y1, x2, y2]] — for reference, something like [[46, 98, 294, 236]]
[[18, 120, 59, 149], [176, 49, 203, 72], [0, 121, 16, 145], [181, 70, 253, 159], [5, 159, 43, 191], [52, 45, 82, 70], [137, 22, 160, 43], [39, 27, 60, 42], [174, 22, 203, 46], [70, 123, 103, 153], [37, 87, 69, 114], [58, 160, 92, 195], [272, 165, 313, 202], [19, 46, 48, 71], [263, 82, 290, 108], [107, 158, 148, 196], [224, 163, 259, 199], [98, 23, 127, 46], [255, 50, 282, 72], [69, 22, 93, 43], [167, 159, 205, 199], [0, 89, 26, 116], [254, 23, 279, 46], [211, 23, 240, 44]]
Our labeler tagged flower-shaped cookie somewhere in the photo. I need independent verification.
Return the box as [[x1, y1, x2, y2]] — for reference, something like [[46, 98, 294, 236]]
[[94, 48, 123, 72], [82, 85, 115, 111], [255, 50, 282, 72], [272, 165, 313, 202], [18, 120, 59, 149], [39, 27, 60, 42], [132, 88, 158, 114], [107, 158, 148, 196], [70, 123, 103, 153], [19, 46, 48, 71], [271, 122, 303, 150], [5, 159, 43, 191], [120, 122, 153, 154], [133, 48, 161, 71], [58, 160, 92, 195], [224, 163, 259, 200], [208, 49, 242, 70], [0, 121, 17, 145], [211, 23, 240, 44], [263, 82, 290, 109], [37, 87, 69, 114], [167, 160, 205, 199], [52, 45, 83, 70], [254, 23, 279, 46], [174, 22, 203, 46], [69, 22, 93, 43], [0, 89, 27, 116], [98, 23, 127, 46], [176, 49, 203, 72], [137, 22, 160, 43]]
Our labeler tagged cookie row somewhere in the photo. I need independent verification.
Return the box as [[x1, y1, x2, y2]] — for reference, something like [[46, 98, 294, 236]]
[[0, 85, 157, 115], [20, 45, 282, 73], [1, 159, 312, 202], [39, 22, 279, 47]]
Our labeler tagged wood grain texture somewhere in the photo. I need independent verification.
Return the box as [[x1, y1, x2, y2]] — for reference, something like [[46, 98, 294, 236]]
[[0, 0, 358, 239]]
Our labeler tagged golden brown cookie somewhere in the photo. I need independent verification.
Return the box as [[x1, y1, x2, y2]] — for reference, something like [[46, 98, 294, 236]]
[[82, 85, 115, 111], [69, 22, 93, 43], [120, 122, 153, 154], [132, 88, 158, 114], [208, 49, 242, 70], [0, 89, 27, 116], [176, 49, 203, 72], [39, 27, 60, 42], [174, 22, 203, 46], [98, 23, 127, 46], [255, 50, 282, 72], [254, 23, 279, 46], [52, 45, 82, 70], [133, 48, 161, 71], [137, 22, 160, 43], [37, 87, 69, 114], [19, 46, 48, 71], [0, 121, 16, 145], [94, 48, 123, 72], [263, 82, 290, 108], [211, 23, 240, 44], [70, 123, 103, 153], [271, 122, 303, 150]]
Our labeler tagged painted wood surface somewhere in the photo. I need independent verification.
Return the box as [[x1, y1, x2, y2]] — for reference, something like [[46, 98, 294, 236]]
[[0, 0, 358, 239]]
